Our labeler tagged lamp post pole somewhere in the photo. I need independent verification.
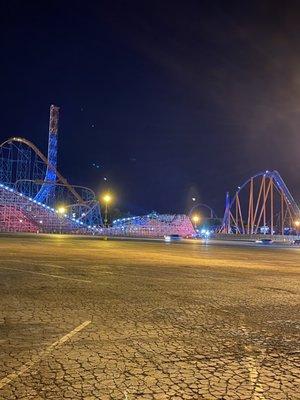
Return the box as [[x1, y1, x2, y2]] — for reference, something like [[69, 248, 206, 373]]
[[104, 202, 109, 227], [57, 206, 66, 234], [102, 194, 112, 228]]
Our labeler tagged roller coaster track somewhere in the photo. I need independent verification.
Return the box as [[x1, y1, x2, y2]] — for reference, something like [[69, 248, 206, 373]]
[[230, 171, 299, 213], [221, 170, 300, 234], [270, 170, 300, 214], [0, 137, 84, 204]]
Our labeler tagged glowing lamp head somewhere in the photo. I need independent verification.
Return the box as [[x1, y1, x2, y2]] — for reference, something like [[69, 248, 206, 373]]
[[294, 220, 300, 227], [102, 193, 112, 204], [191, 214, 200, 224], [57, 206, 66, 215]]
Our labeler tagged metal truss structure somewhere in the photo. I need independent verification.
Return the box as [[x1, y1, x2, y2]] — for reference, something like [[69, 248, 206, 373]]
[[0, 183, 100, 234], [35, 105, 59, 203], [112, 212, 195, 238], [0, 105, 102, 233], [221, 170, 300, 235]]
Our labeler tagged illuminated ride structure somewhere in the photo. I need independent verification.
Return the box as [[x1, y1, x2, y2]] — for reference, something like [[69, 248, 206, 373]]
[[112, 212, 195, 238], [0, 105, 102, 234], [220, 170, 300, 235]]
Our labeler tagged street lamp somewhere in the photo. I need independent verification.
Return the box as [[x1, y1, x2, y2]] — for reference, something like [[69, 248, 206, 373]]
[[102, 193, 112, 227], [56, 205, 66, 234], [191, 214, 200, 227], [57, 206, 66, 215]]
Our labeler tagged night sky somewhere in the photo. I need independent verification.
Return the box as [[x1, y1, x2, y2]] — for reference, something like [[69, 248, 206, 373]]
[[1, 1, 300, 216]]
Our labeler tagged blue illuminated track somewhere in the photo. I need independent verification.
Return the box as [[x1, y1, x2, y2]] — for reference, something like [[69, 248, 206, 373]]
[[35, 105, 59, 203]]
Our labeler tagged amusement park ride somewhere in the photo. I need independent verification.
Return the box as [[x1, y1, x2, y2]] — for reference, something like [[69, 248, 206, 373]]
[[220, 170, 300, 235], [0, 105, 299, 236], [0, 105, 102, 233]]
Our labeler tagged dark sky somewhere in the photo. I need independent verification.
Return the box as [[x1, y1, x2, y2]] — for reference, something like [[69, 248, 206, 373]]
[[1, 0, 300, 216]]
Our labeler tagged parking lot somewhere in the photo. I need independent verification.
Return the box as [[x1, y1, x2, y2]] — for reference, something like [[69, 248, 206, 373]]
[[0, 234, 299, 399]]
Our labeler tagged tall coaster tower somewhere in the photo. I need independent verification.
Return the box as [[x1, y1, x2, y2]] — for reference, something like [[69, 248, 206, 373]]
[[35, 105, 60, 203]]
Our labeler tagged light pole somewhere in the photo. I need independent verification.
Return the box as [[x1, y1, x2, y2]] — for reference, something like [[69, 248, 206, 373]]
[[102, 193, 112, 227], [57, 205, 66, 234]]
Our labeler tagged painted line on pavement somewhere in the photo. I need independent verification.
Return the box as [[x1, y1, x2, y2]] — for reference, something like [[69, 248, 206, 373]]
[[246, 353, 267, 400], [0, 320, 91, 390], [0, 267, 91, 283], [240, 320, 267, 400], [0, 260, 65, 269], [39, 263, 66, 269]]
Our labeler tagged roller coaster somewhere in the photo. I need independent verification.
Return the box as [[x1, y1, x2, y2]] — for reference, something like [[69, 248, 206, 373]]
[[0, 105, 193, 237], [0, 105, 299, 237], [0, 105, 102, 233], [221, 170, 300, 235]]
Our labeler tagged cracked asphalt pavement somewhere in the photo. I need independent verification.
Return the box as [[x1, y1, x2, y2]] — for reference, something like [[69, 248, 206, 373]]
[[0, 234, 299, 399]]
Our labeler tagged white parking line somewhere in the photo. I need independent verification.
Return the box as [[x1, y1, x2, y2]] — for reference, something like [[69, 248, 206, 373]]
[[0, 320, 91, 389], [246, 354, 267, 400], [0, 260, 65, 269], [240, 320, 267, 400], [0, 267, 91, 283], [39, 263, 66, 269]]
